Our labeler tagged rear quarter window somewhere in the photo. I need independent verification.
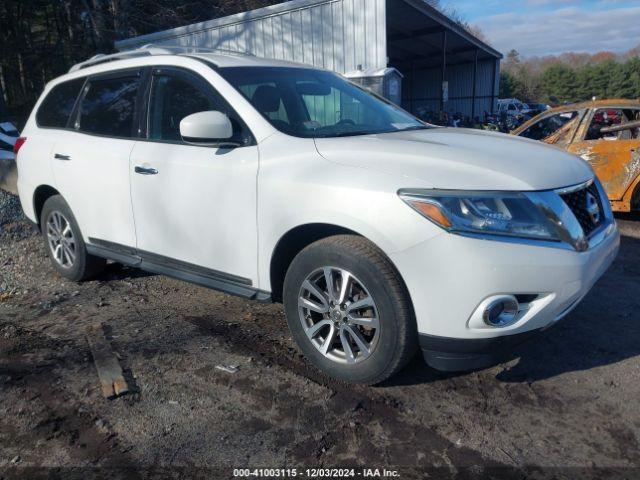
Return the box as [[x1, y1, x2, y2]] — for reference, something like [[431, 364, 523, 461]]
[[36, 78, 85, 128]]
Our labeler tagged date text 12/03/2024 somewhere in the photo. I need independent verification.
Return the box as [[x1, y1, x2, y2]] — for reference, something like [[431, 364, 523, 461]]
[[233, 468, 401, 477]]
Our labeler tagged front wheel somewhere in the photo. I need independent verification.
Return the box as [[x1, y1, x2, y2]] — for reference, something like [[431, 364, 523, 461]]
[[283, 235, 417, 385]]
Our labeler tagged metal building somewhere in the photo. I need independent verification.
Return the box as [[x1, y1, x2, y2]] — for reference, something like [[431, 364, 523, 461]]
[[115, 0, 502, 119]]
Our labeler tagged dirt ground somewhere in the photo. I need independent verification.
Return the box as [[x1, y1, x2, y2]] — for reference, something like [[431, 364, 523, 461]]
[[1, 189, 639, 479]]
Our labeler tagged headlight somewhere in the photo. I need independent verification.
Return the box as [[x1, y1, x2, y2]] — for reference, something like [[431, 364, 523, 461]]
[[399, 189, 560, 241]]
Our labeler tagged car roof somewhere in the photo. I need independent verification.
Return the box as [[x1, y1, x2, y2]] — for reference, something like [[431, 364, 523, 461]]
[[512, 99, 640, 136], [188, 52, 316, 69], [545, 99, 640, 113], [68, 46, 318, 74], [47, 49, 324, 91]]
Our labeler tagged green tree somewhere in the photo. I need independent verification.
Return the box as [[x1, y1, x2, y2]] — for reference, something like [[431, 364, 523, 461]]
[[609, 57, 640, 99], [540, 64, 578, 103], [576, 60, 618, 101], [499, 71, 523, 99]]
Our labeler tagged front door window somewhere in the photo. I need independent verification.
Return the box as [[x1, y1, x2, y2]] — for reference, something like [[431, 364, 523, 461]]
[[148, 72, 252, 146]]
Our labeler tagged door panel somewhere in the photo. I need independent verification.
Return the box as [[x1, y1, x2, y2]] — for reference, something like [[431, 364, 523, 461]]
[[51, 130, 137, 246], [50, 70, 143, 247], [129, 141, 259, 282], [569, 139, 640, 201], [130, 66, 259, 283]]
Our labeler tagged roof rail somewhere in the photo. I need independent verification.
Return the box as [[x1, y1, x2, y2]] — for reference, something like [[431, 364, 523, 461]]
[[142, 44, 255, 56], [68, 44, 254, 73]]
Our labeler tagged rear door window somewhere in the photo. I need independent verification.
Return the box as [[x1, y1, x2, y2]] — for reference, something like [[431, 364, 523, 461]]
[[36, 78, 85, 128], [78, 74, 141, 138]]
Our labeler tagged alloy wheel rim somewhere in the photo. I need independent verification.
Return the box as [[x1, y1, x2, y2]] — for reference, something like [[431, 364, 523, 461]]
[[298, 267, 380, 364], [46, 211, 76, 269]]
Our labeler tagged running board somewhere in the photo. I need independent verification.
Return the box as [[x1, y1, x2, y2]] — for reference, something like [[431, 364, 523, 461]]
[[86, 239, 272, 303]]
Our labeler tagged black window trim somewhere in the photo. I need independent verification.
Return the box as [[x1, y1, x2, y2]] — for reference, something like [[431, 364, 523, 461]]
[[34, 76, 88, 131], [35, 64, 256, 146], [70, 67, 145, 141], [140, 65, 256, 148]]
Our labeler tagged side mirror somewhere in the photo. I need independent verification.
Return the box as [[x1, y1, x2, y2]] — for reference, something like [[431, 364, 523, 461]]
[[179, 111, 237, 146]]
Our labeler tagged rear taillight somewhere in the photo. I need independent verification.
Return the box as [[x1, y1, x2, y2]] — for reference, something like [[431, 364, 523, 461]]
[[13, 137, 26, 156]]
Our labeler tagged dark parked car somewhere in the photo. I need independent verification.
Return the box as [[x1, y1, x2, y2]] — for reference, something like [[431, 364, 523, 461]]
[[526, 103, 550, 117]]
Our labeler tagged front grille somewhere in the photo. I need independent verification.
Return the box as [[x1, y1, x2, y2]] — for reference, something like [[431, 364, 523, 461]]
[[560, 182, 605, 237]]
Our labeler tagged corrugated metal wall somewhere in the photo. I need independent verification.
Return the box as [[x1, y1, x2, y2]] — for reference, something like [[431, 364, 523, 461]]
[[116, 0, 500, 117], [402, 59, 498, 119], [119, 0, 387, 75]]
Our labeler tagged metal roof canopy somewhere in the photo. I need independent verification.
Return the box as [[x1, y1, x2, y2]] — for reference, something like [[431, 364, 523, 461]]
[[386, 0, 501, 69], [115, 0, 501, 68], [383, 0, 502, 118]]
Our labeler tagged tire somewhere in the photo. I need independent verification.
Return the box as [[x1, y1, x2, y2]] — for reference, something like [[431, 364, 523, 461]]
[[40, 195, 106, 282], [283, 235, 417, 385]]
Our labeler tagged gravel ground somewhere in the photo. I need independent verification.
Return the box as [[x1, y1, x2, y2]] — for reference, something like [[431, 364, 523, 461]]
[[0, 189, 23, 231], [1, 190, 639, 479]]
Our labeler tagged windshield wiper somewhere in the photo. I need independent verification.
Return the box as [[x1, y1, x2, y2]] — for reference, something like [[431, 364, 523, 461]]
[[315, 131, 373, 138], [399, 125, 431, 132], [315, 125, 430, 138]]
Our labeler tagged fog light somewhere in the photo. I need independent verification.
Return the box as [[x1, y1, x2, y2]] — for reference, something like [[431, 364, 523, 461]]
[[482, 295, 519, 327]]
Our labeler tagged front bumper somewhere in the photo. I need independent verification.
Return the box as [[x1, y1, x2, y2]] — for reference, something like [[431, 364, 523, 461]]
[[389, 220, 620, 372], [419, 329, 543, 372]]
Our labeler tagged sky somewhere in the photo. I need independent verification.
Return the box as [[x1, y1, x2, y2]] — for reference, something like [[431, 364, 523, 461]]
[[439, 0, 640, 57]]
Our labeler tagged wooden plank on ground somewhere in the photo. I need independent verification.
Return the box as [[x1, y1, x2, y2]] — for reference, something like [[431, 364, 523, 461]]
[[86, 323, 130, 399]]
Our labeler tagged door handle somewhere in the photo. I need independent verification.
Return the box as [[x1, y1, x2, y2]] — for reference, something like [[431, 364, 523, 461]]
[[54, 153, 71, 161], [134, 166, 158, 175]]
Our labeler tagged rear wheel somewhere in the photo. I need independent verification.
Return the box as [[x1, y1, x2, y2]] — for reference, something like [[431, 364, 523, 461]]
[[40, 195, 106, 282], [283, 235, 417, 385]]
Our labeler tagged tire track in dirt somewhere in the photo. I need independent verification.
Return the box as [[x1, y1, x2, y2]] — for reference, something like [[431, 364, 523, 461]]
[[185, 315, 514, 474]]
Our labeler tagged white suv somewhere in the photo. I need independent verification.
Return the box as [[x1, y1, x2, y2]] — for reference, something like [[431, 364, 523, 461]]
[[15, 48, 619, 384]]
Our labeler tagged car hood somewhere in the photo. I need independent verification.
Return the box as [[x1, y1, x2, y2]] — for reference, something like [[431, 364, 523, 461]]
[[314, 128, 593, 191]]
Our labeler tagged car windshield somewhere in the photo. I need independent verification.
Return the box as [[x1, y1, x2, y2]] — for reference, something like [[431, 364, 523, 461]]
[[218, 67, 427, 138]]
